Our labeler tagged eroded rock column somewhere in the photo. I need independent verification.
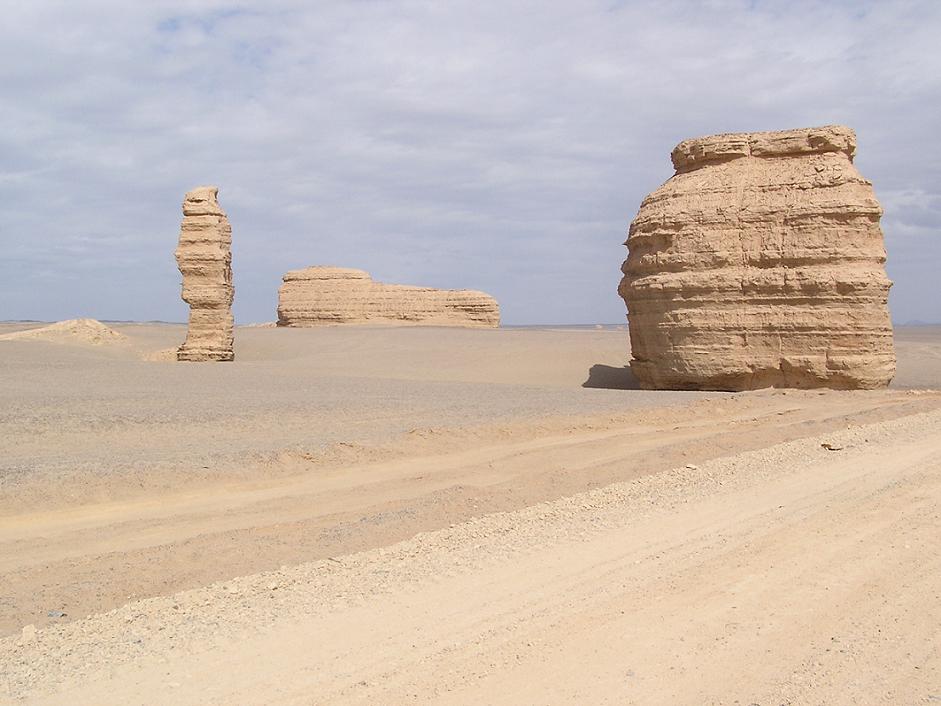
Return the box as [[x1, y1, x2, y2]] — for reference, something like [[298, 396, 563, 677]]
[[175, 186, 234, 361], [618, 125, 895, 390]]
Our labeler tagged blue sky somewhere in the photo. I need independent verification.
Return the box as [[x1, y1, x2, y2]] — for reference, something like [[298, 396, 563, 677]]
[[1, 0, 938, 324]]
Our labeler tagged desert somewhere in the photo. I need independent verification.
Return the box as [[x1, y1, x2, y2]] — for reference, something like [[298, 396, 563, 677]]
[[4, 2, 941, 704], [1, 321, 940, 703]]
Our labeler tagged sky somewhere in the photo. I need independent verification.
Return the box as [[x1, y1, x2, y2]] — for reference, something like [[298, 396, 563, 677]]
[[1, 0, 939, 325]]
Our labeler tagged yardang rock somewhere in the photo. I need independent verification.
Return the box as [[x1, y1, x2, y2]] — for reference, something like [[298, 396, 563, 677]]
[[618, 125, 895, 391], [175, 186, 234, 361], [277, 267, 500, 328]]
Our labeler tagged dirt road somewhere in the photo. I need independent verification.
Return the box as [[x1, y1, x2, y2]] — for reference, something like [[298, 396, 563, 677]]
[[3, 400, 940, 704], [2, 389, 938, 639]]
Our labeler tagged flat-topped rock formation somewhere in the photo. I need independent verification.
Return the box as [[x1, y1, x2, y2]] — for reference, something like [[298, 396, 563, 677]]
[[277, 267, 500, 328], [175, 187, 234, 361], [619, 125, 895, 391]]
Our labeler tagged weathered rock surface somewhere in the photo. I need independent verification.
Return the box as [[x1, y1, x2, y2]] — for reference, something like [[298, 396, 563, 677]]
[[175, 187, 234, 362], [277, 267, 500, 328], [618, 125, 895, 391]]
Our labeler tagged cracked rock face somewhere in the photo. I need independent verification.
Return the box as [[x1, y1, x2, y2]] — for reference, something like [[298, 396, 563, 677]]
[[277, 267, 500, 328], [175, 186, 234, 361], [618, 125, 895, 391]]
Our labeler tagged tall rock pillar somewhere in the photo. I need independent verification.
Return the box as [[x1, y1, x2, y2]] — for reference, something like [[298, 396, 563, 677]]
[[175, 186, 234, 361]]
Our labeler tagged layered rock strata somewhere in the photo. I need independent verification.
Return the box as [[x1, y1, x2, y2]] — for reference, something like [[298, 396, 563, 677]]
[[175, 186, 234, 361], [277, 267, 500, 328], [618, 125, 895, 391]]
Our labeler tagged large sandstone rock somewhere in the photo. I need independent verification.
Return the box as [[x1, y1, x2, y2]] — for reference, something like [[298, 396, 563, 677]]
[[277, 267, 500, 328], [618, 125, 895, 391], [175, 186, 234, 361]]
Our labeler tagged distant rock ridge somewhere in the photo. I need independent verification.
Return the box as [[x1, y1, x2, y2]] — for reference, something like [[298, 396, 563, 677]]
[[277, 267, 500, 328], [618, 125, 895, 391], [175, 187, 234, 361]]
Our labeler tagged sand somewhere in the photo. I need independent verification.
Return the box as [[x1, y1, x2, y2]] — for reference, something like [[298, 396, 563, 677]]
[[1, 322, 940, 704], [0, 318, 125, 345]]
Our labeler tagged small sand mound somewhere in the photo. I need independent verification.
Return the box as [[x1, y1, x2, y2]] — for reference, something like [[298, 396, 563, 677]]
[[0, 319, 126, 345]]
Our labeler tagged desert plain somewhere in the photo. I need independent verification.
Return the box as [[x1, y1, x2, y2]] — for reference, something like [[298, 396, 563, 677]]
[[1, 321, 940, 704]]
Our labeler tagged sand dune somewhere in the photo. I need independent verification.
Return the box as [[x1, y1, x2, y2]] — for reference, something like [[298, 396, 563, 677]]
[[0, 318, 125, 346]]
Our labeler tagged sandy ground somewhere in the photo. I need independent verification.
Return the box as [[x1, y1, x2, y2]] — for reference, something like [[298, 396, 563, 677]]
[[0, 323, 708, 511], [1, 323, 940, 704]]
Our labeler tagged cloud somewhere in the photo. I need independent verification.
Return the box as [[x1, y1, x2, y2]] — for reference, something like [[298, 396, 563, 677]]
[[0, 0, 939, 323]]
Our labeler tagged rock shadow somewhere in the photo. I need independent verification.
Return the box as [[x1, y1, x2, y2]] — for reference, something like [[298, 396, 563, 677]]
[[582, 364, 641, 390]]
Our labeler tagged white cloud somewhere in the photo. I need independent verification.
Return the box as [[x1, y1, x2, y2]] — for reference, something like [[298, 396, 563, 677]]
[[0, 0, 939, 323]]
